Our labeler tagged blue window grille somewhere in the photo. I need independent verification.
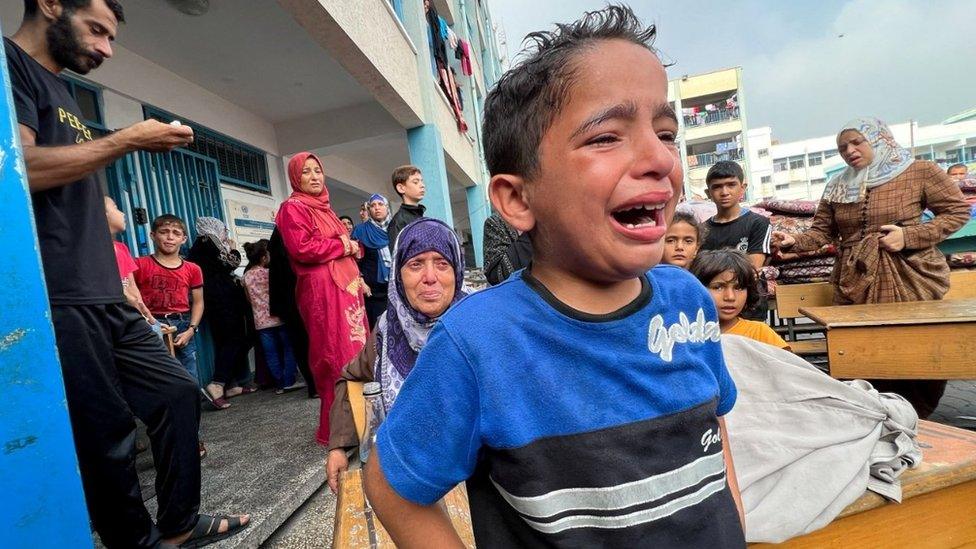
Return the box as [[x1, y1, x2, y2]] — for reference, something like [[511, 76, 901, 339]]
[[143, 105, 271, 194]]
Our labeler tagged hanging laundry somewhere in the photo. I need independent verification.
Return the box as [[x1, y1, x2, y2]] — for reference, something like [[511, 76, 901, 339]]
[[446, 26, 459, 51], [705, 103, 717, 112], [459, 39, 473, 76]]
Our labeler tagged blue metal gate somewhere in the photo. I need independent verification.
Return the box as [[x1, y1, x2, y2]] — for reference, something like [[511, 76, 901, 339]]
[[106, 149, 225, 256], [105, 148, 226, 385]]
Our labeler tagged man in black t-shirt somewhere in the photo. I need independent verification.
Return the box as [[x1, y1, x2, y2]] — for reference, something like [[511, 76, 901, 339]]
[[6, 2, 247, 547], [701, 160, 771, 269]]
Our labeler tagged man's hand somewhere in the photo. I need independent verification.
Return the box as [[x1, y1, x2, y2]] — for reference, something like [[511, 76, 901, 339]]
[[349, 239, 361, 257], [879, 225, 906, 252], [119, 119, 194, 153], [362, 280, 372, 297], [173, 329, 195, 348], [771, 230, 795, 249], [327, 449, 349, 494]]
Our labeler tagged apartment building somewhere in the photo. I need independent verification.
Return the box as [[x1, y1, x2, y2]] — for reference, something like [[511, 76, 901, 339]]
[[669, 67, 751, 200], [756, 116, 976, 200], [1, 0, 505, 267]]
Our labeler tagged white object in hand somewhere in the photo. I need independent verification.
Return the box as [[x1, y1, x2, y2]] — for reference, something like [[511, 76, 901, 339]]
[[170, 120, 182, 127]]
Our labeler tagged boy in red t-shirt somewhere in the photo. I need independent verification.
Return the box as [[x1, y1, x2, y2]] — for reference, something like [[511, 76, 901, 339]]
[[105, 196, 153, 322], [134, 214, 205, 384]]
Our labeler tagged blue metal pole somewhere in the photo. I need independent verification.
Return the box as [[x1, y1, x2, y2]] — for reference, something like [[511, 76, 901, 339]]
[[0, 29, 93, 547]]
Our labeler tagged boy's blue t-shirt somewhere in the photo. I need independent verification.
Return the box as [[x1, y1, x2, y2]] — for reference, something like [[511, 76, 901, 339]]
[[376, 265, 743, 548]]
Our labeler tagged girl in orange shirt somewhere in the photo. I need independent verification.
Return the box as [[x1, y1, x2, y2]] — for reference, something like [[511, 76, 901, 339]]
[[690, 250, 790, 351]]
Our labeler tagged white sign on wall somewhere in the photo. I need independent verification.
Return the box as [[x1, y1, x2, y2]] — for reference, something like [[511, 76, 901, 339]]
[[225, 198, 276, 244]]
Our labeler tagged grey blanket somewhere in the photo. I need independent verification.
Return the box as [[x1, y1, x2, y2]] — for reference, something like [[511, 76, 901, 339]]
[[721, 335, 921, 543]]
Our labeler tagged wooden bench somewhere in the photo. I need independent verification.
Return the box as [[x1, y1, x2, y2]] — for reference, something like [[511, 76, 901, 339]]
[[333, 470, 476, 548], [773, 282, 833, 354], [944, 268, 976, 300], [801, 298, 976, 379], [751, 420, 976, 548], [159, 324, 178, 357]]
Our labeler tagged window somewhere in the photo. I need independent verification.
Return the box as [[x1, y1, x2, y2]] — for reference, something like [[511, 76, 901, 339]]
[[967, 146, 976, 162], [758, 148, 769, 158], [60, 76, 106, 133], [807, 152, 823, 166], [825, 149, 839, 158], [144, 106, 271, 193], [789, 155, 805, 170], [760, 175, 772, 184], [775, 183, 790, 191], [946, 149, 961, 163], [915, 153, 933, 161], [773, 158, 788, 172], [811, 178, 826, 185]]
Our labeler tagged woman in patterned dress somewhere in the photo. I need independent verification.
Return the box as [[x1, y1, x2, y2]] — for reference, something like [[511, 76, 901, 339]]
[[772, 117, 969, 417]]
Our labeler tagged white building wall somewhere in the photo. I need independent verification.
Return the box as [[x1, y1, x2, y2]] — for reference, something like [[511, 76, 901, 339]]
[[756, 119, 976, 201]]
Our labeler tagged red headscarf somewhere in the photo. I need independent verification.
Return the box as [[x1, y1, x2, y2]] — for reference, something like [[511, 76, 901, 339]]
[[287, 152, 360, 293]]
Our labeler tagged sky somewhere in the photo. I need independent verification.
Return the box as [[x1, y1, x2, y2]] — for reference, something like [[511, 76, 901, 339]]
[[488, 0, 973, 142]]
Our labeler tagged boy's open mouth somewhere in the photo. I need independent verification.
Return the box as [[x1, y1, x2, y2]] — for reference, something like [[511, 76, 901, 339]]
[[610, 203, 664, 229]]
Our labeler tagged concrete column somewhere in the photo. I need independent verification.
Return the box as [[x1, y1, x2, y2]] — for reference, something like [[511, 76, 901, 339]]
[[408, 124, 454, 223], [0, 39, 92, 545], [466, 185, 488, 266]]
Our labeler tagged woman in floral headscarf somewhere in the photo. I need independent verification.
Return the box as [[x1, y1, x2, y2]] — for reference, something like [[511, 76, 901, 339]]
[[276, 152, 369, 445], [323, 218, 467, 492], [189, 216, 254, 407], [772, 117, 969, 417]]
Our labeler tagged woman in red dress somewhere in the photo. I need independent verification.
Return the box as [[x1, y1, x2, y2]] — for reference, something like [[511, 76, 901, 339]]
[[276, 152, 368, 445]]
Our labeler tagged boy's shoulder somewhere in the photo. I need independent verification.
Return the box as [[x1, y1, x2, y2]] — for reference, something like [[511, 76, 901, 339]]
[[647, 263, 708, 297], [442, 271, 531, 321], [442, 266, 708, 329]]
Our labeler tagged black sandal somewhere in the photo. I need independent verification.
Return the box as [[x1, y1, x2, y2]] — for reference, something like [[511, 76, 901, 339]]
[[179, 513, 250, 548]]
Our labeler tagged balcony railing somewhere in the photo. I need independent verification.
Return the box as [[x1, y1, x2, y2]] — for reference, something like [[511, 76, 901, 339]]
[[688, 148, 744, 169], [683, 107, 740, 128]]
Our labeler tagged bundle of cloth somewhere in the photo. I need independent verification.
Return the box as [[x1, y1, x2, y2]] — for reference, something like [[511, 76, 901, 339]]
[[754, 198, 838, 295], [722, 335, 921, 543], [938, 177, 976, 268]]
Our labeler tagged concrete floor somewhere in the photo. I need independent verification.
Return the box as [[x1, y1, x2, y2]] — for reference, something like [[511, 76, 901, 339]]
[[136, 388, 330, 548]]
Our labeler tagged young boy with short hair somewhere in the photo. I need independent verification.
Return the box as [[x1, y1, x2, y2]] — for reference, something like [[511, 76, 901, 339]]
[[387, 165, 426, 251], [701, 160, 771, 270], [105, 196, 153, 322], [364, 6, 745, 547], [134, 214, 205, 382]]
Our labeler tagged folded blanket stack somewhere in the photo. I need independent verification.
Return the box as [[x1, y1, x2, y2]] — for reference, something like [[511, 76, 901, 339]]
[[754, 199, 837, 296]]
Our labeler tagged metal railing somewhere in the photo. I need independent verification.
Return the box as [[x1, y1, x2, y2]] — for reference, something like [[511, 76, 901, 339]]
[[683, 107, 740, 128], [688, 148, 744, 169]]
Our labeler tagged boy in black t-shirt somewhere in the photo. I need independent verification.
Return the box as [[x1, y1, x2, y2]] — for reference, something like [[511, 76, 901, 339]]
[[701, 160, 771, 270], [6, 2, 247, 547]]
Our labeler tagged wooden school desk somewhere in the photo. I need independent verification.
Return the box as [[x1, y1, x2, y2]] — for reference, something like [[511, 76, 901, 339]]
[[800, 298, 976, 379], [751, 420, 976, 548]]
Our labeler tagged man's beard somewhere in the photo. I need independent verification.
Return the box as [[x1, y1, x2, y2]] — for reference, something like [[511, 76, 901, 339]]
[[46, 13, 103, 74]]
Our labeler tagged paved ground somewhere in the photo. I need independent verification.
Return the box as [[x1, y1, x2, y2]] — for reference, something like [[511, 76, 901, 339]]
[[118, 387, 328, 548]]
